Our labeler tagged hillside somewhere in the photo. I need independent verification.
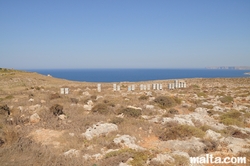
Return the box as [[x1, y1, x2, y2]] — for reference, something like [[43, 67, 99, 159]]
[[0, 68, 250, 166]]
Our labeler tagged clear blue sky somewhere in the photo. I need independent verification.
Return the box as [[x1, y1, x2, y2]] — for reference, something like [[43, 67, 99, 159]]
[[1, 0, 250, 69]]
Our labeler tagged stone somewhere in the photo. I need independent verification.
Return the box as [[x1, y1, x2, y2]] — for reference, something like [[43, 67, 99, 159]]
[[40, 100, 46, 104], [83, 100, 93, 111], [29, 104, 41, 112], [29, 98, 34, 102], [172, 151, 190, 158], [220, 136, 250, 154], [150, 153, 174, 164], [204, 129, 222, 141], [30, 113, 40, 123], [63, 149, 80, 157], [127, 105, 142, 110], [113, 135, 145, 150], [162, 117, 195, 126], [82, 123, 118, 140], [82, 91, 90, 96], [213, 106, 225, 112], [145, 105, 154, 110], [58, 114, 67, 120], [166, 137, 206, 155]]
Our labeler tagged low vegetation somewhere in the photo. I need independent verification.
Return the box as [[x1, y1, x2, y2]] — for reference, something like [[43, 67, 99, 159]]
[[154, 96, 180, 108], [118, 107, 142, 118], [220, 110, 244, 127], [158, 124, 205, 141], [219, 95, 233, 103]]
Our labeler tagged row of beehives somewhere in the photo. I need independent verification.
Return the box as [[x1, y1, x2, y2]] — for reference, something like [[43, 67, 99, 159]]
[[111, 79, 186, 92], [60, 80, 186, 94]]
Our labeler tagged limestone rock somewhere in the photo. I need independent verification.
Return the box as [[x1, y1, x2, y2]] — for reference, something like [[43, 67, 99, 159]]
[[145, 105, 154, 110], [63, 149, 80, 157], [29, 104, 41, 112], [204, 129, 222, 141], [166, 137, 206, 155], [30, 113, 40, 123], [150, 153, 174, 164], [58, 114, 67, 120], [162, 117, 194, 126], [83, 100, 93, 111], [127, 105, 142, 110], [213, 106, 224, 112], [220, 137, 250, 154], [113, 135, 145, 150], [82, 123, 118, 140]]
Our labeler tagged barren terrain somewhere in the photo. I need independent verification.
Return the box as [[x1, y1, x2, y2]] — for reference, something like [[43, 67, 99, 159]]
[[0, 68, 250, 166]]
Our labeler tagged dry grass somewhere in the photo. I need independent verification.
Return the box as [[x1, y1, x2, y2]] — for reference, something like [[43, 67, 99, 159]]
[[158, 124, 205, 141]]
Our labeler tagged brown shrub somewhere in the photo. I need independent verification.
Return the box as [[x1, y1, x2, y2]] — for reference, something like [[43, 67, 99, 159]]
[[50, 104, 64, 116], [154, 96, 176, 108], [110, 117, 124, 125], [70, 98, 79, 104], [92, 103, 110, 114], [0, 104, 10, 115], [139, 95, 149, 100], [118, 108, 142, 118], [50, 93, 60, 100]]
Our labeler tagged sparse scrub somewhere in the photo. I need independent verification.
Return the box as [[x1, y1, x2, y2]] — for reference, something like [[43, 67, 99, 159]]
[[201, 139, 218, 153], [219, 95, 233, 103], [197, 92, 207, 97], [105, 148, 154, 166], [158, 124, 205, 141], [154, 96, 177, 108], [50, 104, 64, 116], [220, 110, 244, 127], [110, 117, 124, 125], [188, 106, 196, 112], [220, 126, 249, 139], [70, 98, 79, 104], [49, 93, 61, 100], [139, 95, 149, 100], [92, 103, 110, 114], [118, 107, 142, 118]]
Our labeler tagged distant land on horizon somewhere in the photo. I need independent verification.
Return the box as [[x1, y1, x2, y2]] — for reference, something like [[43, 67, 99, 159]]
[[205, 66, 250, 70]]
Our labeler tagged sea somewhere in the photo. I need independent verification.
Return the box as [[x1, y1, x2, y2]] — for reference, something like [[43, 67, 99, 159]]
[[27, 69, 250, 82]]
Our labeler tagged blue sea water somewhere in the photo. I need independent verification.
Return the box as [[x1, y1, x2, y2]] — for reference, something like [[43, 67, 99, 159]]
[[27, 69, 250, 82]]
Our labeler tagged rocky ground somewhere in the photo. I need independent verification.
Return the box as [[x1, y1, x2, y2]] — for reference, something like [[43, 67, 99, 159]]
[[0, 68, 250, 166]]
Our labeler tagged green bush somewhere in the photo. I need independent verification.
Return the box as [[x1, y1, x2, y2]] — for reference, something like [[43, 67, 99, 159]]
[[105, 148, 153, 166], [158, 124, 205, 141], [118, 108, 142, 118], [197, 92, 207, 97], [220, 110, 243, 127], [154, 96, 176, 108], [219, 96, 233, 103]]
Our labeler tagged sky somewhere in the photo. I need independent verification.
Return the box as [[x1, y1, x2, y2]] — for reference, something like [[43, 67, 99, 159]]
[[0, 0, 250, 69]]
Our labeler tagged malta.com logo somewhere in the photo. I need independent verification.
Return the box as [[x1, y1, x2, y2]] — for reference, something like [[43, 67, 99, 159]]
[[190, 154, 246, 164]]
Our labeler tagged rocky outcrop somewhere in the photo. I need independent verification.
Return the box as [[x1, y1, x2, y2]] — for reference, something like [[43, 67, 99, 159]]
[[82, 123, 118, 140], [204, 129, 222, 141], [150, 153, 174, 165], [63, 149, 80, 157], [113, 135, 145, 151], [83, 100, 93, 111]]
